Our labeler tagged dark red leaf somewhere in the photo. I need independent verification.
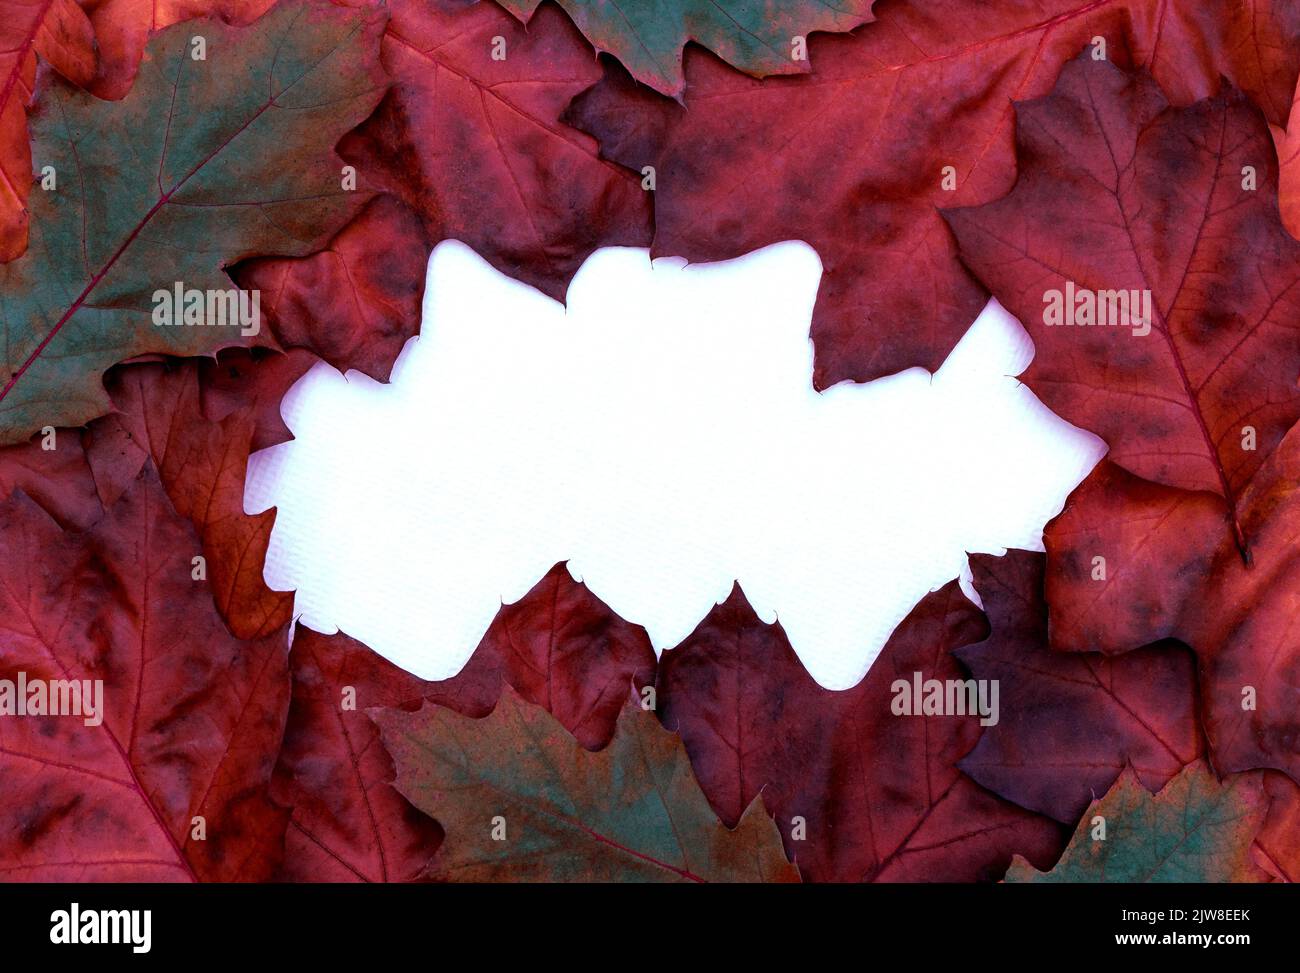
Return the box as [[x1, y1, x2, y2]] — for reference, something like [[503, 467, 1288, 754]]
[[958, 550, 1202, 824], [196, 347, 317, 453], [80, 360, 293, 639], [272, 563, 656, 879], [1044, 425, 1300, 782], [0, 426, 103, 530], [230, 194, 432, 384], [1255, 770, 1300, 881], [338, 0, 652, 303], [946, 57, 1300, 552], [273, 626, 442, 882], [567, 0, 1300, 389], [656, 580, 1066, 881], [0, 465, 290, 880]]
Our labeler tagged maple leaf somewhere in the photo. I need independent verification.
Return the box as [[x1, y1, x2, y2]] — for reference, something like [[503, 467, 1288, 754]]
[[0, 464, 290, 881], [956, 550, 1202, 824], [0, 1, 388, 446], [565, 0, 1300, 390], [272, 565, 656, 880], [946, 57, 1300, 554], [1044, 424, 1300, 782], [497, 0, 875, 99], [654, 580, 1065, 882], [0, 0, 95, 261], [336, 0, 651, 304], [230, 194, 431, 383], [372, 684, 799, 882], [1004, 763, 1268, 882]]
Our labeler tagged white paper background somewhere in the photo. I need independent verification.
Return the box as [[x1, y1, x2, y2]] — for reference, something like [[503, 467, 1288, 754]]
[[244, 240, 1105, 690]]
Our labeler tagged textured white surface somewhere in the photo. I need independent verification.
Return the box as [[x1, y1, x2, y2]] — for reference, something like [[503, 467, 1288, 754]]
[[244, 240, 1105, 690]]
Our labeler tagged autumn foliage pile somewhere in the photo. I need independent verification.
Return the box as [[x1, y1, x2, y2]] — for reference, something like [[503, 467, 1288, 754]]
[[0, 0, 1298, 882]]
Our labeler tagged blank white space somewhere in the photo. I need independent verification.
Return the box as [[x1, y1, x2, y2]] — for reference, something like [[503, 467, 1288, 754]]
[[244, 241, 1104, 690]]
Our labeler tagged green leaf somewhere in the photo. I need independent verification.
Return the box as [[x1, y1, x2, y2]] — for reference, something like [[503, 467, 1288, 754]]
[[1004, 763, 1268, 883], [498, 0, 876, 98], [372, 686, 800, 882], [0, 1, 387, 445]]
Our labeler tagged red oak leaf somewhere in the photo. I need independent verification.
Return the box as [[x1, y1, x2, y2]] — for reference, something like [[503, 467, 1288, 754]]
[[957, 550, 1202, 824], [375, 685, 798, 882], [12, 181, 435, 640], [0, 464, 290, 881], [946, 57, 1300, 554], [359, 561, 657, 751], [272, 626, 443, 882], [1255, 770, 1300, 881], [81, 359, 293, 639], [0, 2, 389, 446], [0, 0, 95, 261], [1271, 73, 1300, 239], [1044, 423, 1300, 783], [655, 580, 1065, 882], [77, 0, 276, 100], [566, 0, 1300, 389], [0, 349, 314, 542], [442, 562, 659, 750], [497, 0, 875, 99], [0, 425, 103, 530], [272, 563, 656, 880], [196, 347, 317, 452], [337, 0, 652, 303], [230, 194, 431, 384], [1004, 762, 1269, 882]]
